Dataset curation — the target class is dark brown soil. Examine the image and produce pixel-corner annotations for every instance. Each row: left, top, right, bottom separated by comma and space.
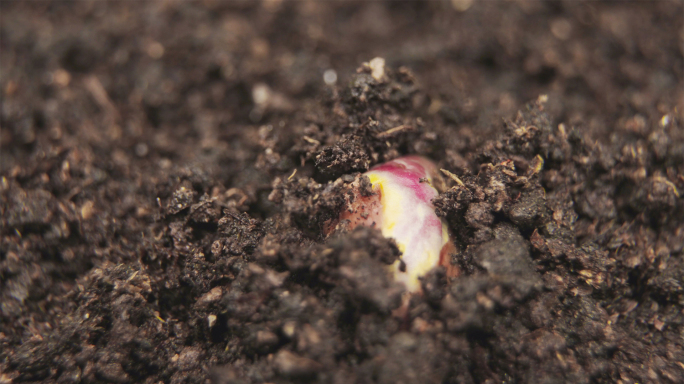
2, 1, 683, 383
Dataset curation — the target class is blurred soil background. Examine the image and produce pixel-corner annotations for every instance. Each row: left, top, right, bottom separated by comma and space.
1, 1, 683, 383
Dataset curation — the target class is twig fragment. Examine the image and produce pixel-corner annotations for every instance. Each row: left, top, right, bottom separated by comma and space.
303, 136, 320, 145
376, 124, 413, 138
440, 168, 465, 187
288, 168, 297, 180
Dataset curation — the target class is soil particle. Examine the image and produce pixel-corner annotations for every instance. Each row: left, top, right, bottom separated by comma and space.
376, 333, 448, 384
508, 187, 548, 229
273, 350, 322, 378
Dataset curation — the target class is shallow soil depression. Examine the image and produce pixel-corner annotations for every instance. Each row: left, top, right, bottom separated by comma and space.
1, 2, 683, 383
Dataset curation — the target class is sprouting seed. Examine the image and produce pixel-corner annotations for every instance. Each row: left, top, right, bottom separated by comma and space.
328, 156, 458, 292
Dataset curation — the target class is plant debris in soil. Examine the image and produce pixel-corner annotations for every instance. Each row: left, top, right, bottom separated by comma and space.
1, 1, 683, 384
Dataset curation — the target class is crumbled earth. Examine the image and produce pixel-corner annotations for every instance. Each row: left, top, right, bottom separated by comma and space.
1, 1, 683, 384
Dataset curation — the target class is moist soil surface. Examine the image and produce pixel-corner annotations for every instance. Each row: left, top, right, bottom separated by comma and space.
1, 1, 683, 383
